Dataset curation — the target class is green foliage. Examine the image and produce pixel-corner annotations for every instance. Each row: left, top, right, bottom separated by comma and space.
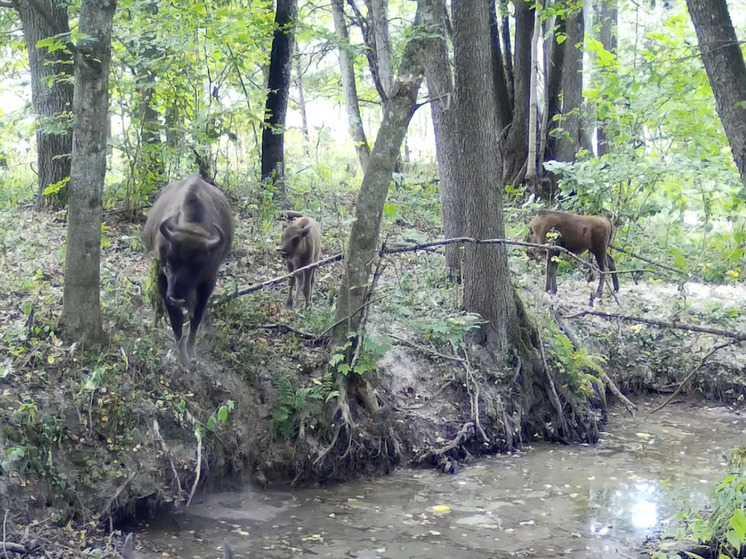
655, 452, 746, 559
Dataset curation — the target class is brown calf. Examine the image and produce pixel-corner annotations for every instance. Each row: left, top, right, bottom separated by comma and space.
527, 210, 619, 299
142, 174, 233, 366
278, 215, 321, 309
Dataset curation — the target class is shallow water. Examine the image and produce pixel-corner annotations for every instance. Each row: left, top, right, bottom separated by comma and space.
139, 400, 746, 558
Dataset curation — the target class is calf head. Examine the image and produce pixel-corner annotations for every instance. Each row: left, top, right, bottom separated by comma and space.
159, 216, 225, 308
278, 219, 314, 261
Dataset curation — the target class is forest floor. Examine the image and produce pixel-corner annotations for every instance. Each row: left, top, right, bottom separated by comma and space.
1, 197, 745, 556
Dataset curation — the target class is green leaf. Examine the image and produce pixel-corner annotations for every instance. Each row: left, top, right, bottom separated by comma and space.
383, 203, 397, 217
207, 415, 217, 432
725, 529, 742, 550
730, 509, 746, 541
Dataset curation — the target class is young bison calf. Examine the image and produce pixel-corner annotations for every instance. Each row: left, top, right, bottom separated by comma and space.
527, 210, 619, 299
279, 215, 321, 309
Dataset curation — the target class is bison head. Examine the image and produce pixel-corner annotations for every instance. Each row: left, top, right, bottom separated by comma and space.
159, 217, 225, 308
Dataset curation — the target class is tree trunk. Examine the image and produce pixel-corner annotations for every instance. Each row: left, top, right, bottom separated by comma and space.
61, 0, 117, 343
499, 0, 514, 105
501, 0, 534, 185
686, 0, 746, 189
595, 0, 617, 156
331, 0, 372, 172
371, 0, 393, 97
261, 0, 298, 195
331, 20, 423, 351
295, 46, 311, 154
524, 0, 542, 189
421, 0, 463, 277
554, 5, 584, 163
349, 0, 388, 104
544, 10, 565, 162
452, 0, 516, 352
15, 0, 74, 210
489, 0, 513, 130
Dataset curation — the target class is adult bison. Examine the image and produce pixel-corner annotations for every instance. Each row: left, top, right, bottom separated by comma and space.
142, 174, 233, 366
527, 210, 619, 299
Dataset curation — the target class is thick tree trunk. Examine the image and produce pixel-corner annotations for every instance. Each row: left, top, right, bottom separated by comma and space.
371, 0, 393, 97
331, 22, 423, 349
554, 6, 584, 163
421, 0, 463, 277
501, 0, 534, 185
331, 0, 371, 172
16, 0, 74, 210
452, 0, 516, 352
61, 0, 117, 343
686, 0, 746, 189
595, 0, 617, 156
261, 0, 298, 194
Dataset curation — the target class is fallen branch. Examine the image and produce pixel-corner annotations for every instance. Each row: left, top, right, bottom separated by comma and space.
650, 339, 742, 414
389, 334, 465, 363
251, 323, 319, 340
563, 307, 746, 341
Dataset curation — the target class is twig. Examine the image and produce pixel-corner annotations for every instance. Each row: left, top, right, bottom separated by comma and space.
388, 335, 465, 363
563, 307, 746, 340
610, 244, 688, 277
316, 296, 382, 341
461, 346, 488, 443
214, 252, 344, 304
251, 323, 319, 340
537, 329, 570, 439
152, 419, 183, 502
650, 339, 742, 414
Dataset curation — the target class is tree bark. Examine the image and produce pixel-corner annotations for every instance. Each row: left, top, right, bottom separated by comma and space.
595, 0, 617, 156
295, 46, 311, 154
348, 0, 388, 104
261, 0, 298, 195
331, 0, 372, 172
452, 0, 516, 352
421, 0, 463, 277
554, 5, 584, 163
686, 0, 746, 189
499, 0, 514, 105
61, 0, 117, 343
15, 0, 74, 210
524, 0, 542, 189
332, 19, 423, 349
501, 0, 534, 185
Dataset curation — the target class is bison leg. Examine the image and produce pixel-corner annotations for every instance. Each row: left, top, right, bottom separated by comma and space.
303, 269, 315, 309
545, 252, 559, 294
159, 271, 186, 360
185, 283, 214, 363
607, 253, 619, 292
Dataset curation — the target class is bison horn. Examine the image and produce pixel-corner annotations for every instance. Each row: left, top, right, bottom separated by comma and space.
160, 217, 178, 241
206, 224, 225, 250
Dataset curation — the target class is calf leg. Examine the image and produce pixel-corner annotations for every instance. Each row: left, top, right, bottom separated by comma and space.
606, 253, 619, 292
545, 252, 559, 294
185, 282, 213, 364
593, 249, 607, 299
159, 271, 186, 362
303, 269, 315, 309
286, 266, 296, 309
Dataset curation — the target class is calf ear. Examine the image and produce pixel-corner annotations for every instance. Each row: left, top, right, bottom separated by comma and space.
206, 224, 225, 251
300, 224, 312, 237
160, 216, 177, 241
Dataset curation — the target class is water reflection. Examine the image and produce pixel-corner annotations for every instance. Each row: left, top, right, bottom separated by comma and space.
139, 404, 746, 559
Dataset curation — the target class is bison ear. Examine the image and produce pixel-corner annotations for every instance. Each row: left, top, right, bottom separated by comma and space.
282, 222, 289, 231
160, 217, 177, 241
300, 224, 312, 238
205, 224, 225, 251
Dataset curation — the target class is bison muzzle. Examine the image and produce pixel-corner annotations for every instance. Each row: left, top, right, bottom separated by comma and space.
527, 210, 619, 299
142, 174, 233, 366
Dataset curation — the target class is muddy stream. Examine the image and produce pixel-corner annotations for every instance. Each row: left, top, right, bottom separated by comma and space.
139, 400, 745, 558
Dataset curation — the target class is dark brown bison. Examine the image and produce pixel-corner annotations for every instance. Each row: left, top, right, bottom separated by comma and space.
527, 210, 619, 299
278, 215, 321, 309
143, 174, 233, 366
